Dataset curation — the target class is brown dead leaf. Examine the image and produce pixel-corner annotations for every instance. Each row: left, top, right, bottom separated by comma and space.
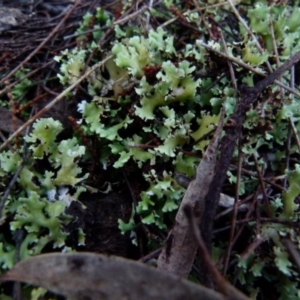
0, 252, 226, 300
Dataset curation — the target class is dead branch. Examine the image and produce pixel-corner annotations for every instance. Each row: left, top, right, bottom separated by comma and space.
156, 108, 225, 277
199, 50, 300, 285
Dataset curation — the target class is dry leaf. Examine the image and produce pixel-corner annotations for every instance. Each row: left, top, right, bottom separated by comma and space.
0, 252, 225, 300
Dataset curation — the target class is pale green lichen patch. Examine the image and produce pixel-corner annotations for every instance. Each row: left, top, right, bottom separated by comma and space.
0, 117, 87, 274
2, 2, 300, 298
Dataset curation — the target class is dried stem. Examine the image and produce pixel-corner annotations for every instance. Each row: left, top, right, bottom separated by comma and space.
222, 138, 242, 274
199, 41, 300, 98
253, 154, 271, 217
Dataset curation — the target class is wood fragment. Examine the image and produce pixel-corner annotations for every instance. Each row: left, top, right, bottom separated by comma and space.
157, 108, 225, 278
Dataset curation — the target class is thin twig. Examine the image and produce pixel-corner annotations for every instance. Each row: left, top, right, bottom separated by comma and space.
223, 137, 242, 274
227, 0, 273, 73
284, 65, 295, 188
82, 3, 150, 83
239, 235, 266, 260
160, 2, 234, 28
215, 193, 253, 219
231, 236, 265, 285
0, 60, 54, 97
289, 117, 300, 153
231, 164, 286, 192
284, 123, 292, 189
0, 153, 29, 218
122, 169, 152, 257
282, 239, 300, 273
183, 204, 228, 296
269, 14, 284, 99
199, 42, 300, 98
214, 217, 299, 234
5, 81, 19, 150
184, 204, 249, 300
64, 26, 109, 40
13, 229, 25, 300
113, 5, 148, 26
215, 189, 258, 269
138, 247, 162, 263
0, 0, 81, 85
146, 0, 154, 27
220, 31, 237, 94
200, 50, 300, 257
192, 0, 215, 41
253, 154, 271, 217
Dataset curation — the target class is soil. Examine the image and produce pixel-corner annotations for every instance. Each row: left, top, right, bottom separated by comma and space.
65, 191, 138, 258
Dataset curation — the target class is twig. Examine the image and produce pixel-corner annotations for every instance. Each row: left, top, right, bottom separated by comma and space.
81, 3, 149, 86
214, 217, 299, 234
0, 152, 30, 218
216, 190, 258, 273
224, 237, 265, 280
288, 117, 300, 154
0, 0, 81, 85
157, 107, 225, 279
0, 60, 54, 97
183, 204, 227, 294
282, 239, 300, 273
192, 127, 216, 146
64, 26, 110, 40
200, 49, 300, 259
181, 161, 286, 198
16, 91, 51, 113
220, 31, 237, 94
5, 81, 19, 149
138, 247, 162, 263
113, 5, 148, 26
239, 235, 266, 260
146, 0, 154, 27
253, 154, 271, 217
192, 0, 215, 41
223, 137, 242, 274
13, 229, 25, 300
269, 14, 284, 100
284, 123, 292, 189
284, 65, 295, 188
199, 41, 300, 98
122, 169, 152, 257
169, 5, 203, 35
215, 193, 253, 220
231, 164, 286, 192
160, 2, 235, 29
227, 0, 273, 73
183, 204, 249, 300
